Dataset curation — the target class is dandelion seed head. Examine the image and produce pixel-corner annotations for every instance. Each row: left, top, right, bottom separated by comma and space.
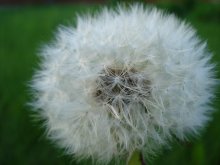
31, 4, 217, 164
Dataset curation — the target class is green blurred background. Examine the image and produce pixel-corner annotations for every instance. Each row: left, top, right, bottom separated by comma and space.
0, 0, 219, 164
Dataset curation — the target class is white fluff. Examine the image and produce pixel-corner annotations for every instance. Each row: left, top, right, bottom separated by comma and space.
31, 4, 217, 164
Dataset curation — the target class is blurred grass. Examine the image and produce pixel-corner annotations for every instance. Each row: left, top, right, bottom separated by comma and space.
0, 3, 219, 165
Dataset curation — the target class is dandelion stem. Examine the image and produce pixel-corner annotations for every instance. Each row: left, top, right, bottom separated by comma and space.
128, 151, 146, 165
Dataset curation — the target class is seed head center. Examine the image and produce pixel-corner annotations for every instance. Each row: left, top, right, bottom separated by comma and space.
94, 67, 151, 106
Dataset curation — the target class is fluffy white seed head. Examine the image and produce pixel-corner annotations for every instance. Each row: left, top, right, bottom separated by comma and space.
31, 4, 217, 164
